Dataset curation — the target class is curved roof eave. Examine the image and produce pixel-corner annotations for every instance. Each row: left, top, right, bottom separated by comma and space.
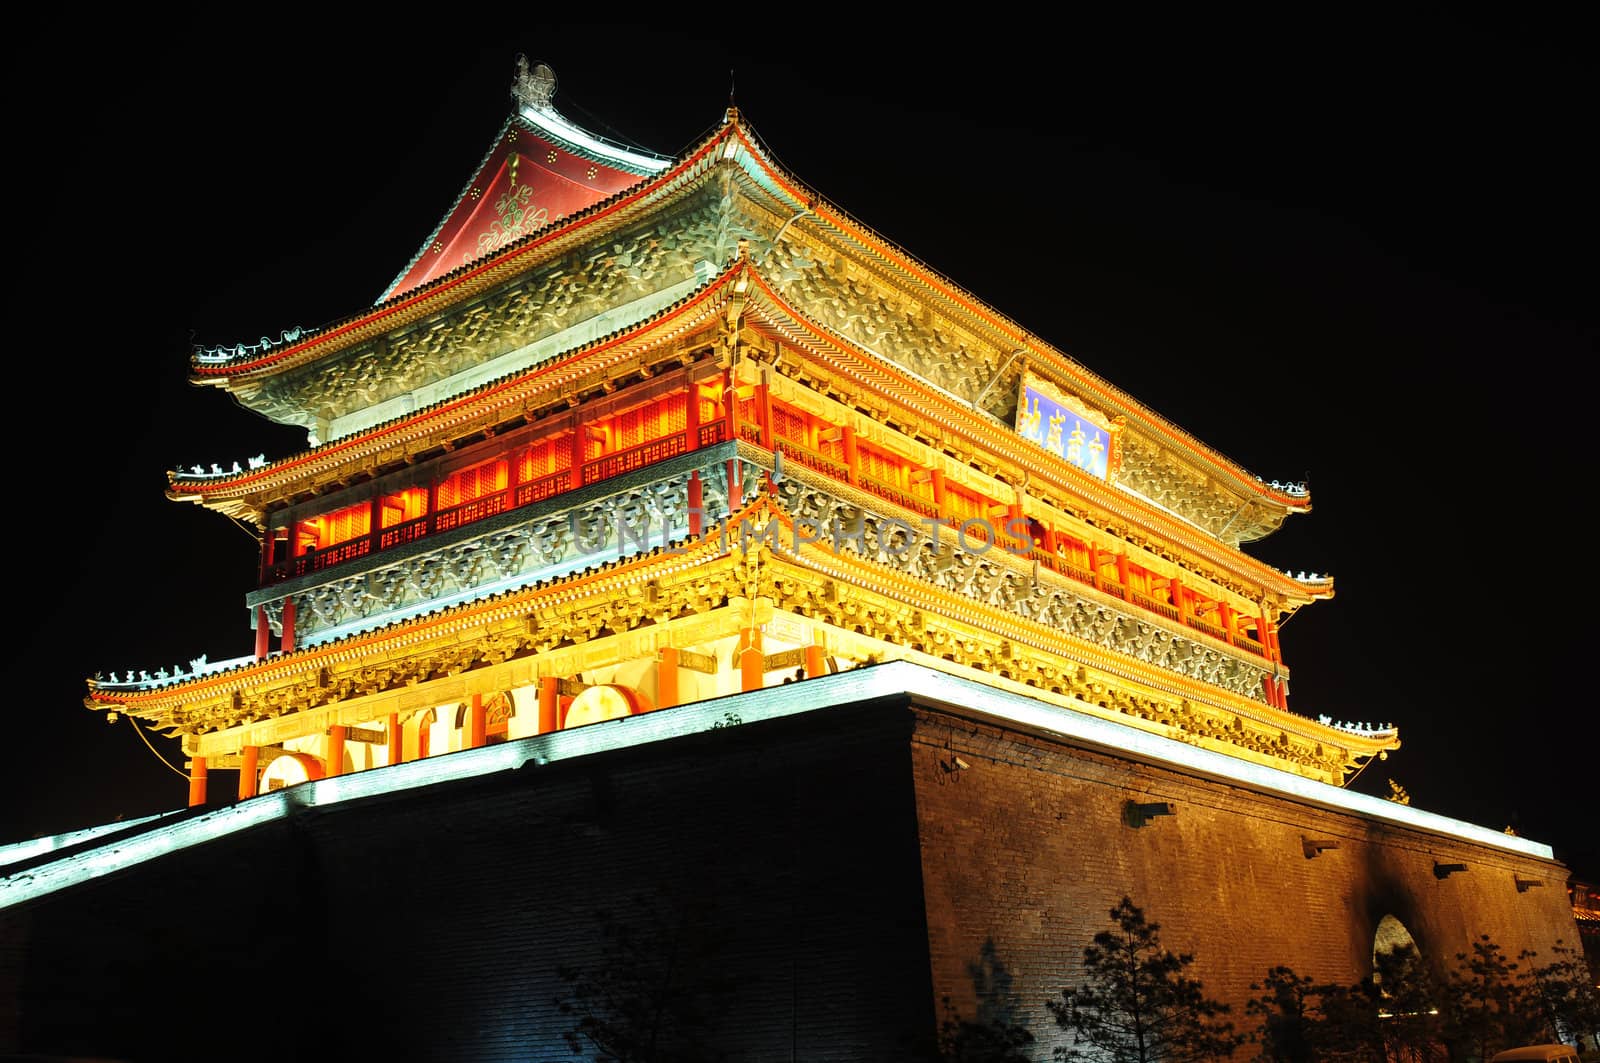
169, 262, 742, 504
716, 118, 1311, 515
191, 110, 1307, 515
732, 270, 1324, 603
188, 119, 740, 385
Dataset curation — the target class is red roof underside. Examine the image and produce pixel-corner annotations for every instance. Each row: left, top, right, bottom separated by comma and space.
385, 125, 645, 299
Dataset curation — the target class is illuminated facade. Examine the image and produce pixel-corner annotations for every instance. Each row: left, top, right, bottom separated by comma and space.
84, 60, 1400, 798
6, 61, 1583, 1061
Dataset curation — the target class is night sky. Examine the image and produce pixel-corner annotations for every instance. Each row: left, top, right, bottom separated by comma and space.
5, 18, 1592, 881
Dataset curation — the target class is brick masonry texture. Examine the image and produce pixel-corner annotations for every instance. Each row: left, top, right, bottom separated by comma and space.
0, 691, 1582, 1060
911, 707, 1582, 1054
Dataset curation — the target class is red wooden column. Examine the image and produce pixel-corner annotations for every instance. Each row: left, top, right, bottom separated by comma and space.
1259, 611, 1283, 707
727, 459, 745, 510
658, 647, 680, 709
1115, 552, 1130, 591
724, 368, 746, 509
739, 627, 764, 692
724, 368, 740, 442
538, 676, 559, 734
467, 693, 486, 749
1086, 543, 1102, 589
188, 757, 208, 807
568, 418, 584, 493
930, 469, 947, 518
1271, 616, 1288, 707
281, 597, 296, 654
756, 372, 774, 446
841, 426, 860, 486
387, 713, 401, 766
688, 471, 704, 537
804, 643, 826, 679
686, 378, 702, 450
326, 726, 346, 777
237, 746, 259, 801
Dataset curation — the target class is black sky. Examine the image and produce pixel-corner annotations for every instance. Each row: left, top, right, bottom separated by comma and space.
4, 17, 1593, 879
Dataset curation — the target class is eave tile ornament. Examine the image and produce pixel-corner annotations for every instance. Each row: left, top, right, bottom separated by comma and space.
510, 55, 557, 114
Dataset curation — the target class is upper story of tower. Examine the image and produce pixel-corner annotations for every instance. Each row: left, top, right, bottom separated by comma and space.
177, 61, 1311, 552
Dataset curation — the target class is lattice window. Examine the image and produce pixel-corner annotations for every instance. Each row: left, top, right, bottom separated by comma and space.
1054, 533, 1091, 570
617, 408, 643, 451
518, 436, 571, 480
437, 459, 508, 509
655, 393, 686, 438
857, 444, 897, 485
485, 692, 514, 738
299, 501, 372, 551
944, 485, 985, 524
772, 404, 809, 447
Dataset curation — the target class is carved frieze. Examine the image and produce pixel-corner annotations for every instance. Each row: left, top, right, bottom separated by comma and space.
763, 237, 1018, 417
234, 194, 740, 428
768, 575, 1346, 780
1115, 435, 1285, 545
272, 469, 729, 641
754, 208, 1294, 544
149, 553, 748, 737
770, 477, 1272, 702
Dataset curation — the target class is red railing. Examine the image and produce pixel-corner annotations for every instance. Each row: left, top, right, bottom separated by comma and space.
1130, 589, 1181, 622
267, 427, 704, 585
515, 471, 569, 508
858, 471, 938, 519
778, 441, 851, 483
582, 433, 688, 485
263, 417, 1272, 662
378, 516, 428, 551
434, 490, 510, 534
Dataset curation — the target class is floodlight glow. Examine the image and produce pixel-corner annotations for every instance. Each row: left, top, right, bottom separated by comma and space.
2, 662, 1552, 911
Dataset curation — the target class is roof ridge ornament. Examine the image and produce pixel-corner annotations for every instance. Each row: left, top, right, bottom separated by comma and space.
511, 55, 556, 114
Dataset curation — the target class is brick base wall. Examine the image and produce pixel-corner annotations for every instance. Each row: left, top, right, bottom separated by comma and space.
911, 709, 1581, 1054
1, 694, 1580, 1061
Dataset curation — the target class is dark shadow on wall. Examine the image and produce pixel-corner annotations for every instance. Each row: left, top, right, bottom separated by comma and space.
935, 939, 1036, 1062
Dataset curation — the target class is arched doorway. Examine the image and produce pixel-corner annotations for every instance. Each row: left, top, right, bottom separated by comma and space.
259, 752, 326, 792
563, 684, 651, 728
1371, 914, 1434, 1022
484, 691, 514, 742
454, 692, 517, 745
